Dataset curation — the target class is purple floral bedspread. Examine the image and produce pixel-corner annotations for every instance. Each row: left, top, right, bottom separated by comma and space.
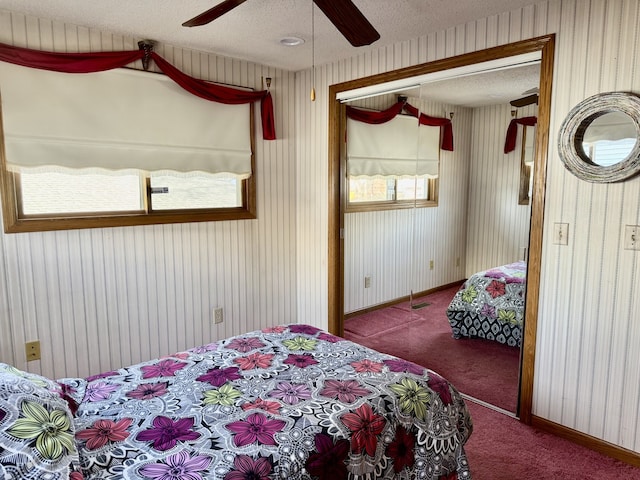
446, 261, 526, 347
59, 324, 473, 479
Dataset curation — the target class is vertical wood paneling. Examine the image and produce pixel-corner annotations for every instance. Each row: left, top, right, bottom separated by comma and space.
343, 100, 472, 313
295, 0, 640, 454
0, 10, 297, 379
2, 0, 640, 455
343, 97, 531, 313
466, 103, 534, 275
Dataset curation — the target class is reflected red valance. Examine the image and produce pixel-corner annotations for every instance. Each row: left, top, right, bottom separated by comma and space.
402, 103, 454, 151
346, 101, 405, 124
504, 116, 537, 154
0, 42, 276, 140
346, 100, 454, 151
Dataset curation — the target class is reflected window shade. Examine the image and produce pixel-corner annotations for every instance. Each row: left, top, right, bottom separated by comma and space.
347, 115, 440, 177
0, 62, 252, 177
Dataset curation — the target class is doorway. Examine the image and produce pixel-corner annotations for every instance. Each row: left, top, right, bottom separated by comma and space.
328, 35, 555, 423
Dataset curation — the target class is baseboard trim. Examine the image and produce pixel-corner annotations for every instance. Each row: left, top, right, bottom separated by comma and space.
344, 281, 464, 320
531, 415, 640, 467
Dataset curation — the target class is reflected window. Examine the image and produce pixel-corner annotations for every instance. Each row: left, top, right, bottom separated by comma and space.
348, 176, 434, 204
519, 125, 535, 205
346, 114, 439, 211
581, 112, 637, 166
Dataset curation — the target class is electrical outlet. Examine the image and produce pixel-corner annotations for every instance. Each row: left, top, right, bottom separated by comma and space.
364, 276, 371, 288
429, 260, 434, 270
213, 307, 224, 324
25, 340, 41, 361
455, 257, 460, 267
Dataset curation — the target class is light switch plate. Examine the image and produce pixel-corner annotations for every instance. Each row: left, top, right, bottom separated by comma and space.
624, 225, 640, 250
553, 223, 569, 245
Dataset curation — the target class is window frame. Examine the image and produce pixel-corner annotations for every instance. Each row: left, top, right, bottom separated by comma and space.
0, 106, 257, 233
345, 176, 439, 213
518, 124, 534, 205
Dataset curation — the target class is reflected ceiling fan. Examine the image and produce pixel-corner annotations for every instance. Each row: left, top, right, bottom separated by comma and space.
510, 87, 539, 108
182, 0, 380, 47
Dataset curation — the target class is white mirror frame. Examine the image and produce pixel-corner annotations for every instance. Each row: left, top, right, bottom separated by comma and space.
558, 92, 640, 183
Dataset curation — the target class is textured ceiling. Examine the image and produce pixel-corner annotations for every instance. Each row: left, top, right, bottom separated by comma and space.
417, 63, 541, 107
0, 0, 538, 72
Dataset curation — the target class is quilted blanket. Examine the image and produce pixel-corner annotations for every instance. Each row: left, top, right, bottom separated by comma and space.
44, 324, 474, 480
446, 261, 526, 347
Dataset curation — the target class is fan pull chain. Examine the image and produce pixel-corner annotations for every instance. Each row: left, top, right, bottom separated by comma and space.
310, 1, 316, 102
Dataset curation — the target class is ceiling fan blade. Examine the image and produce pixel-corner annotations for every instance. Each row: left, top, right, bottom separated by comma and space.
182, 0, 247, 27
510, 94, 539, 108
313, 0, 380, 47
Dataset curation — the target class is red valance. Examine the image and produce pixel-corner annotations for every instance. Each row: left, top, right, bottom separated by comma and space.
0, 42, 276, 140
402, 103, 454, 151
504, 116, 537, 154
346, 100, 454, 151
345, 101, 405, 124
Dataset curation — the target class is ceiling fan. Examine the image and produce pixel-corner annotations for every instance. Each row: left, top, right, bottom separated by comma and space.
510, 87, 539, 108
182, 0, 380, 47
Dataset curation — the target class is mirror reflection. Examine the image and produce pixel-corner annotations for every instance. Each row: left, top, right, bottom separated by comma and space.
519, 125, 535, 205
581, 112, 638, 166
342, 60, 540, 415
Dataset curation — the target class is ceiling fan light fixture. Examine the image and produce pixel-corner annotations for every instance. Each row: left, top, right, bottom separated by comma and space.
280, 36, 305, 47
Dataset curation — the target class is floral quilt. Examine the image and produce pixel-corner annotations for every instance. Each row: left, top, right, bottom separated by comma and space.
446, 261, 526, 347
52, 324, 473, 479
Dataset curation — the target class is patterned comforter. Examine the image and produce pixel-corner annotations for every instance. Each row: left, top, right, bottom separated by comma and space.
56, 324, 473, 479
446, 261, 526, 347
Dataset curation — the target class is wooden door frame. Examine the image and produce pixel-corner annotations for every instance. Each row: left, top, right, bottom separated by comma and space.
327, 34, 555, 424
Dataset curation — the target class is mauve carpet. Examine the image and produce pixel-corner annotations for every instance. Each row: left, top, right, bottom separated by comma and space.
344, 285, 640, 478
345, 284, 521, 412
465, 401, 640, 479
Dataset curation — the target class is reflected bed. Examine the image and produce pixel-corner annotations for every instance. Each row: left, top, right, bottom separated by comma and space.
446, 261, 526, 347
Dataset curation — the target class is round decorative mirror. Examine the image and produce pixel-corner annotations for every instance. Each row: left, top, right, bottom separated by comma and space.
558, 92, 640, 182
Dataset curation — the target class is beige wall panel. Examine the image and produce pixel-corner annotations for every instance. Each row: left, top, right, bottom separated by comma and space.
295, 0, 640, 453
0, 10, 297, 379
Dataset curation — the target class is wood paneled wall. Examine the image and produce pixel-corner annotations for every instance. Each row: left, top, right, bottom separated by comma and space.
465, 103, 535, 276
2, 0, 640, 456
343, 99, 472, 313
295, 0, 640, 454
0, 10, 298, 379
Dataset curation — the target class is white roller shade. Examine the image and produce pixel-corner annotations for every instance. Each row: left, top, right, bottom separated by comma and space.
347, 115, 440, 177
0, 62, 252, 177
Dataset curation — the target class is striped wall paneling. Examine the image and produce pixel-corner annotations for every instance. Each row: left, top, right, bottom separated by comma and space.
0, 10, 298, 379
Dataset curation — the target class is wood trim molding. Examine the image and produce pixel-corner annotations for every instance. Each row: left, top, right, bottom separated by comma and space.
531, 415, 640, 467
518, 34, 555, 424
344, 281, 464, 319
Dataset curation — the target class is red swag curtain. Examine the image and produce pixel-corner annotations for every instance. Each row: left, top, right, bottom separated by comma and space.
0, 42, 276, 140
346, 100, 454, 151
504, 116, 537, 154
402, 103, 454, 151
345, 101, 405, 124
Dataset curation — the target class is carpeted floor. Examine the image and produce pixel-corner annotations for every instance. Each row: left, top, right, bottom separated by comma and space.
344, 285, 640, 478
344, 284, 521, 412
465, 401, 640, 479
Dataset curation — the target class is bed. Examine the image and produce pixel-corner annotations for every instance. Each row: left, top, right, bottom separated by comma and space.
0, 324, 473, 480
446, 261, 526, 347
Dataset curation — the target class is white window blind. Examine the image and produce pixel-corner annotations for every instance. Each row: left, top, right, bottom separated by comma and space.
347, 114, 440, 177
0, 62, 252, 177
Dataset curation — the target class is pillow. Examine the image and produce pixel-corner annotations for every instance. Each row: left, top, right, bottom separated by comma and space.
0, 363, 84, 479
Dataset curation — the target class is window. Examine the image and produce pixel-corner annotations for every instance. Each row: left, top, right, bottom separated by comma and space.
519, 125, 535, 205
0, 61, 256, 233
348, 176, 436, 204
346, 114, 439, 211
